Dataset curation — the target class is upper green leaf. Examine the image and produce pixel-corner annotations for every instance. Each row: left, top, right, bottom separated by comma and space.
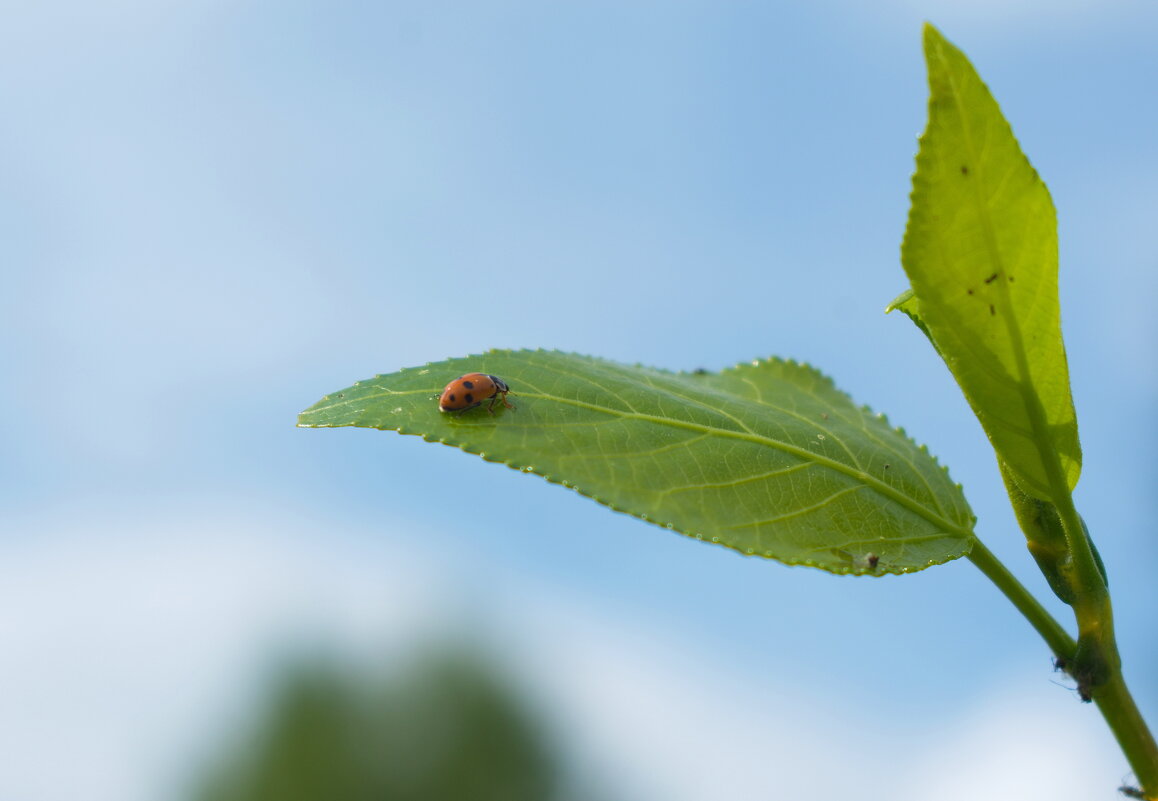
900, 25, 1081, 500
299, 350, 975, 575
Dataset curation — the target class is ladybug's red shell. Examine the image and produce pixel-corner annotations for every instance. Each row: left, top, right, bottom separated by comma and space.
439, 372, 514, 414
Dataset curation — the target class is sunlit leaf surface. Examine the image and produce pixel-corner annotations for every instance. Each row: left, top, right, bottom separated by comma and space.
901, 24, 1081, 500
300, 350, 974, 575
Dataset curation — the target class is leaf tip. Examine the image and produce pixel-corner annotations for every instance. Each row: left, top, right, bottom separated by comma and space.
885, 287, 915, 315
922, 22, 952, 58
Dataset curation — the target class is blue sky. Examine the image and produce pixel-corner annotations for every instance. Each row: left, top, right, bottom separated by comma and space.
1, 2, 1156, 799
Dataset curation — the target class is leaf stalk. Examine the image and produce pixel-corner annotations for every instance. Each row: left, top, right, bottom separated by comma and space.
966, 538, 1073, 658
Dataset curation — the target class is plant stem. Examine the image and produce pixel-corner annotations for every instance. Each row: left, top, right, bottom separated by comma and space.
968, 538, 1158, 798
967, 538, 1074, 658
1050, 492, 1123, 675
1096, 663, 1158, 796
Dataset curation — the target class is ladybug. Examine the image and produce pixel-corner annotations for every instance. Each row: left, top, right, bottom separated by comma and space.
438, 372, 515, 414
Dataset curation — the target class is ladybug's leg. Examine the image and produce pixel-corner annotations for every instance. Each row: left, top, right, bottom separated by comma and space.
487, 391, 516, 414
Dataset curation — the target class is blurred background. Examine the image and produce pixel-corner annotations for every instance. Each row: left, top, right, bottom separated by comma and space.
2, 1, 1155, 799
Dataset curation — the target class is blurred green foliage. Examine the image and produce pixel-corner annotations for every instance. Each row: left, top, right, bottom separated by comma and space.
193, 650, 593, 801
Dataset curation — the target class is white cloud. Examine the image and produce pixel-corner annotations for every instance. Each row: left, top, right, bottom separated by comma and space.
899, 683, 1125, 801
513, 600, 1126, 801
0, 506, 450, 801
0, 502, 1130, 801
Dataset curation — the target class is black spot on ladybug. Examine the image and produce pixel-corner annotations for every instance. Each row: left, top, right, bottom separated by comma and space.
984, 273, 998, 284
464, 393, 474, 404
462, 380, 475, 389
448, 394, 456, 402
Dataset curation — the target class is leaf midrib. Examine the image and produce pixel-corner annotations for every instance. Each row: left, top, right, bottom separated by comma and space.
301, 371, 973, 539
515, 391, 973, 539
935, 39, 1070, 498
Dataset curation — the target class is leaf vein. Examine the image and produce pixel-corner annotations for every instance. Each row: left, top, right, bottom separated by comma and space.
652, 461, 814, 500
724, 484, 866, 530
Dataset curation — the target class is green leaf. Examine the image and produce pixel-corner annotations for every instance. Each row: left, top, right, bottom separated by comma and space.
890, 287, 1093, 599
885, 288, 937, 352
900, 24, 1081, 500
299, 350, 975, 575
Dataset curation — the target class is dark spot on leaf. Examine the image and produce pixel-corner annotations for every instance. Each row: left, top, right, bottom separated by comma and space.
989, 304, 996, 316
1009, 275, 1015, 283
866, 553, 879, 568
984, 273, 998, 284
464, 393, 474, 404
462, 380, 475, 389
960, 165, 969, 175
883, 463, 891, 470
967, 288, 974, 295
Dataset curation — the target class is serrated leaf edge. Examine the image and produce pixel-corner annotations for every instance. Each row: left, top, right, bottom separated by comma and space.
300, 349, 977, 574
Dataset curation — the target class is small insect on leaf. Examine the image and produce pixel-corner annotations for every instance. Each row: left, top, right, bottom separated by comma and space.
438, 372, 515, 415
